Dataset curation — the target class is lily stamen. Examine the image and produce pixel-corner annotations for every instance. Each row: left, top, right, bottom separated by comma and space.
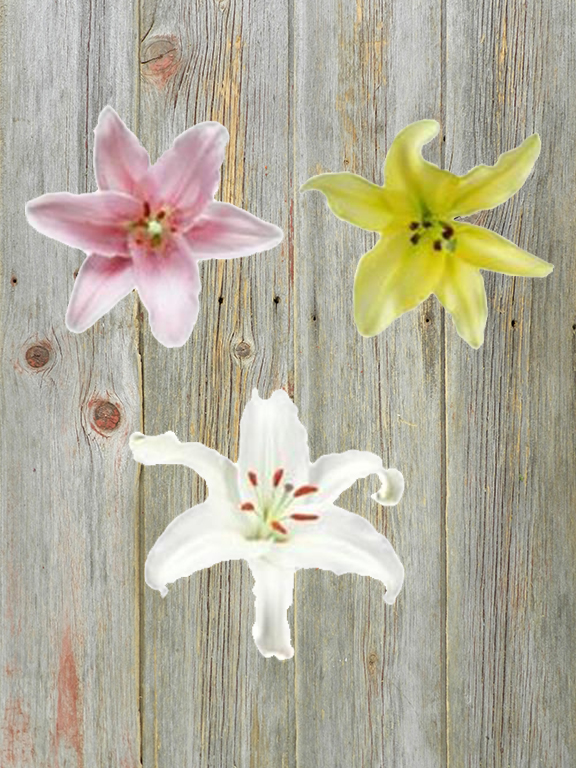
290, 513, 320, 521
293, 485, 319, 498
270, 520, 288, 536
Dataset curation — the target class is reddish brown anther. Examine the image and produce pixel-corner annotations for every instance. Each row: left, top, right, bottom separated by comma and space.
240, 502, 255, 511
293, 485, 319, 498
290, 514, 320, 521
143, 201, 151, 217
248, 471, 258, 486
270, 520, 288, 535
273, 468, 284, 487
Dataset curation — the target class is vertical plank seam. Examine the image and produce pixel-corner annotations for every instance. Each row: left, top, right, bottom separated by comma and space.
440, 0, 449, 765
135, 2, 145, 766
288, 0, 298, 764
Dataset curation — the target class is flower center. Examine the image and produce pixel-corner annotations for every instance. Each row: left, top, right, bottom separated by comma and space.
239, 468, 320, 542
129, 201, 176, 252
407, 218, 456, 254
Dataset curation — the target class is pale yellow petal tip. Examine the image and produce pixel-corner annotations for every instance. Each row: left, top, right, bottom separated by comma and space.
395, 118, 440, 142
300, 175, 325, 193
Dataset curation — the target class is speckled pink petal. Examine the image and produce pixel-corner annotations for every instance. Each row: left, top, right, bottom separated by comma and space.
25, 191, 141, 256
184, 202, 284, 260
66, 255, 135, 333
147, 122, 229, 228
132, 235, 201, 348
94, 106, 150, 196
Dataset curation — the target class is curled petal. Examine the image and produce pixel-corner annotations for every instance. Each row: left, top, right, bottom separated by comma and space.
66, 254, 135, 333
448, 134, 541, 217
147, 122, 229, 229
144, 501, 258, 597
354, 231, 444, 337
276, 505, 404, 605
237, 390, 310, 496
25, 191, 141, 255
185, 202, 283, 259
248, 559, 295, 660
129, 431, 239, 506
435, 258, 488, 349
300, 172, 395, 231
453, 222, 553, 277
383, 120, 457, 212
94, 106, 150, 196
309, 450, 404, 506
132, 235, 201, 348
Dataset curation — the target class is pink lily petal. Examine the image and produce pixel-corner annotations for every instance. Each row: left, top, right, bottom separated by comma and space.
147, 122, 229, 228
94, 106, 150, 196
184, 202, 284, 259
132, 236, 201, 348
25, 191, 141, 256
66, 255, 135, 333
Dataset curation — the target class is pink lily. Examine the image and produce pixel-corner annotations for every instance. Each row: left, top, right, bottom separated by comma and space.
25, 107, 284, 347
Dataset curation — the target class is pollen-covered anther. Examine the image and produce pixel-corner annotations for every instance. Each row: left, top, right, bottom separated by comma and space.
442, 225, 454, 239
270, 520, 289, 535
293, 485, 319, 498
410, 233, 420, 245
409, 221, 420, 231
273, 468, 284, 487
240, 502, 255, 512
290, 513, 320, 521
248, 470, 258, 486
433, 240, 443, 251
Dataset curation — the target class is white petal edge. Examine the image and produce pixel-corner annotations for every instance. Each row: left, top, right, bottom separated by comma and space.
237, 389, 311, 496
274, 504, 404, 605
248, 559, 295, 661
130, 431, 240, 506
144, 500, 267, 597
309, 449, 404, 506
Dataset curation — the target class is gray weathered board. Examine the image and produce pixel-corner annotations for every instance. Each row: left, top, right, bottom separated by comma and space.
0, 0, 574, 766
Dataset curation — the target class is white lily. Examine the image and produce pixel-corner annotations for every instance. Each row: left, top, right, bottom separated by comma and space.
130, 390, 405, 660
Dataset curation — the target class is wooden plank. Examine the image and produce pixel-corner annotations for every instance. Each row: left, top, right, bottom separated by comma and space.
445, 2, 576, 765
0, 1, 141, 767
138, 1, 294, 766
293, 2, 446, 766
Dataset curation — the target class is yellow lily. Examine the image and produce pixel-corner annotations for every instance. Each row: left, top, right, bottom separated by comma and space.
301, 120, 552, 348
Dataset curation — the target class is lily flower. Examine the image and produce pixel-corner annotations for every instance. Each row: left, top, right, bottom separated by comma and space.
25, 106, 283, 347
301, 120, 552, 348
130, 389, 404, 660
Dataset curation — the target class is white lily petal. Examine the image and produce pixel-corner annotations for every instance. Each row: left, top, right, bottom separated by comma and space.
130, 431, 239, 505
237, 390, 310, 495
248, 559, 295, 661
145, 500, 268, 597
309, 450, 404, 506
275, 505, 404, 605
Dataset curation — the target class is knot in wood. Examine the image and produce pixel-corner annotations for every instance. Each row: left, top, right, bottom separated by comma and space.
25, 345, 50, 369
141, 36, 181, 88
367, 651, 379, 672
92, 401, 121, 432
234, 341, 252, 359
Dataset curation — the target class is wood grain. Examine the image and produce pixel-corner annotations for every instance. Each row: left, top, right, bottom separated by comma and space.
0, 0, 141, 766
138, 1, 294, 766
293, 2, 446, 767
0, 0, 574, 766
444, 2, 576, 766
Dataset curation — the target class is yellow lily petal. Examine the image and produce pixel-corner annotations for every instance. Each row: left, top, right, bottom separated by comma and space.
300, 172, 394, 231
448, 134, 541, 217
435, 258, 488, 349
453, 222, 553, 277
354, 229, 444, 337
384, 120, 457, 213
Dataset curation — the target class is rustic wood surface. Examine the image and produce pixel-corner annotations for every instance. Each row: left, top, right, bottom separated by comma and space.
0, 1, 574, 767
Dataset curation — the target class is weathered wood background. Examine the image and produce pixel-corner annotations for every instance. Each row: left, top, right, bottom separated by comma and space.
0, 0, 574, 766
